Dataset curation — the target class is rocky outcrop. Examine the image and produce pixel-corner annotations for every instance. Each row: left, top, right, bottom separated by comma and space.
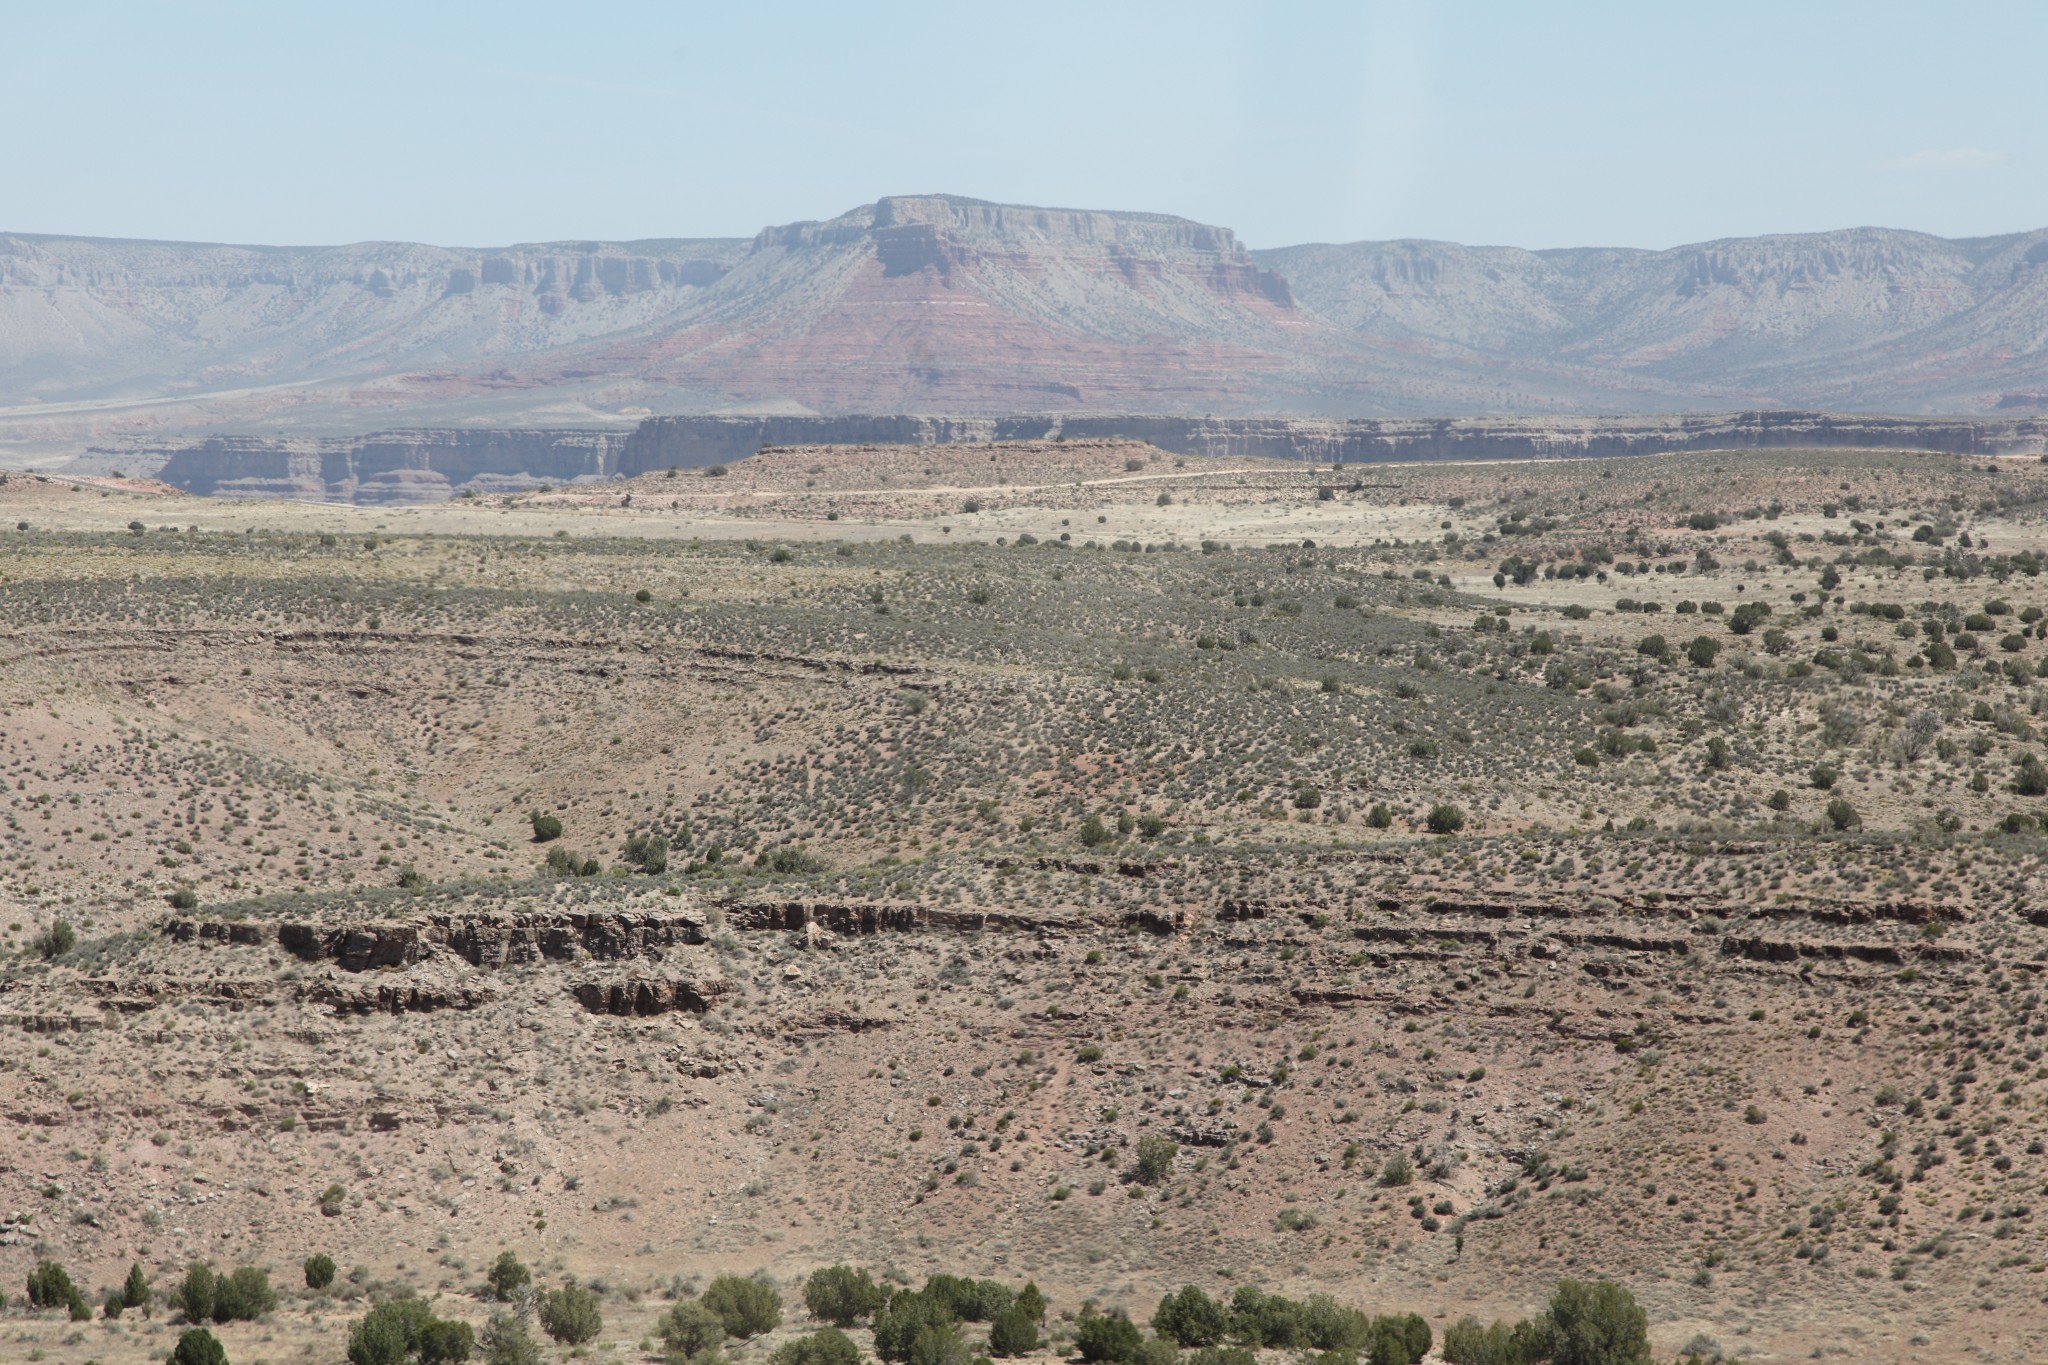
309, 979, 496, 1015
166, 910, 707, 968
1718, 935, 1970, 965
570, 973, 733, 1016
727, 901, 1059, 934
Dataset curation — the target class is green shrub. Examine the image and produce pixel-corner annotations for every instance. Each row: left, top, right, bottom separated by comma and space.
529, 812, 562, 843
1685, 635, 1720, 668
1442, 1316, 1541, 1365
173, 1263, 217, 1324
1131, 1132, 1178, 1185
701, 1274, 781, 1339
756, 845, 826, 875
803, 1265, 883, 1327
33, 919, 76, 959
1728, 601, 1771, 635
168, 888, 200, 910
345, 1297, 470, 1365
348, 1298, 432, 1365
1226, 1287, 1307, 1349
1186, 1350, 1256, 1365
304, 1254, 336, 1291
1379, 1153, 1414, 1187
480, 1310, 541, 1365
1825, 798, 1861, 831
1367, 1313, 1431, 1365
1299, 1296, 1370, 1351
124, 1262, 151, 1309
1076, 1310, 1145, 1363
923, 1274, 1012, 1321
212, 1266, 276, 1322
27, 1259, 87, 1318
1425, 804, 1465, 835
538, 1281, 603, 1346
771, 1328, 863, 1365
486, 1253, 530, 1302
171, 1328, 230, 1365
542, 844, 600, 876
1540, 1279, 1651, 1365
988, 1305, 1040, 1357
659, 1300, 728, 1360
625, 831, 670, 873
907, 1320, 971, 1365
874, 1289, 956, 1363
1153, 1285, 1228, 1347
419, 1318, 476, 1364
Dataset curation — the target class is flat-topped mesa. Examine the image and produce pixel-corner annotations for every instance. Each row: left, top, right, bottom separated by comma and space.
751, 194, 1294, 304
757, 194, 1259, 257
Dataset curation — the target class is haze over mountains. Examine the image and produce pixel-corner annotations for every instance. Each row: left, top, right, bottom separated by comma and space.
4, 193, 2047, 455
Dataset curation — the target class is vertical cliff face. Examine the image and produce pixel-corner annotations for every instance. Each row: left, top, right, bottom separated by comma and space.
142, 409, 2048, 502
619, 410, 2048, 472
152, 429, 635, 501
144, 411, 2048, 507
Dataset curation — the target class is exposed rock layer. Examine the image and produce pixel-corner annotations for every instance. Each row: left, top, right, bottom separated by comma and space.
136, 409, 2048, 501
164, 910, 707, 968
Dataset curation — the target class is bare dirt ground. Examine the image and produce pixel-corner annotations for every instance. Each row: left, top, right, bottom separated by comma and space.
2, 444, 2047, 1365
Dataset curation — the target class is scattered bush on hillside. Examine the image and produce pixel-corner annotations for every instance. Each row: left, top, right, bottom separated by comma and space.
659, 1299, 729, 1362
26, 1259, 89, 1319
803, 1265, 883, 1327
771, 1328, 864, 1365
538, 1281, 603, 1346
485, 1253, 531, 1303
701, 1274, 782, 1339
171, 1328, 229, 1365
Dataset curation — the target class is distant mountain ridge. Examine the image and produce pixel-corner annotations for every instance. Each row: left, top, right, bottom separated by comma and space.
4, 195, 2047, 456
1255, 227, 2048, 411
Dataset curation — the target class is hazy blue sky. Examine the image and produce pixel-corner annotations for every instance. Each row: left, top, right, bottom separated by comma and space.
5, 1, 2043, 250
